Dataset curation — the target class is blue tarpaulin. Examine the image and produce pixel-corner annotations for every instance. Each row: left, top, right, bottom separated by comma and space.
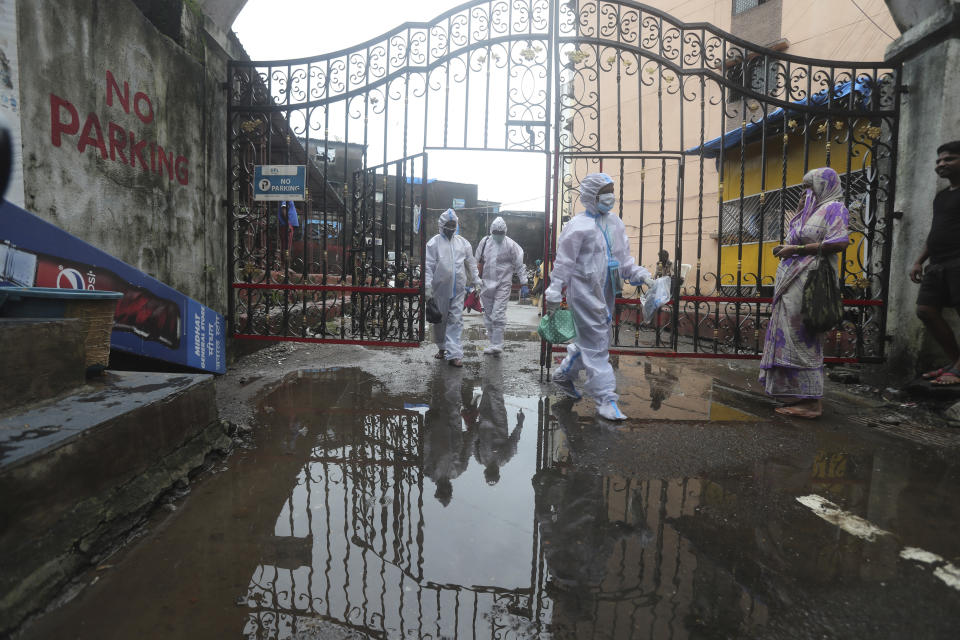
687, 79, 874, 159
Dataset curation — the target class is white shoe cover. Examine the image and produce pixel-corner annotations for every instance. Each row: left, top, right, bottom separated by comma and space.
597, 400, 627, 421
483, 345, 503, 355
554, 377, 582, 400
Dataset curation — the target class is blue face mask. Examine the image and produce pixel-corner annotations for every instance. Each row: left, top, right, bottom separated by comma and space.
597, 192, 616, 214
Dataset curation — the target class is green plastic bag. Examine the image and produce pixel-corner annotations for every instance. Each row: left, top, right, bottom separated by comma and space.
538, 309, 577, 344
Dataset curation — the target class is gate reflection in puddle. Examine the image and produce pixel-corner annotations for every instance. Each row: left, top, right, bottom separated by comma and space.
241, 368, 767, 639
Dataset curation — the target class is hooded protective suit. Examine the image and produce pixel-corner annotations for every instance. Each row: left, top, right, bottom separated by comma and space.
545, 173, 651, 412
475, 216, 526, 353
423, 368, 474, 506
473, 359, 524, 485
425, 209, 480, 360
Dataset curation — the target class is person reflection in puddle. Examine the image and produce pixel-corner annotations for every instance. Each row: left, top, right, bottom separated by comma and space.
644, 361, 679, 411
423, 368, 476, 506
473, 359, 524, 485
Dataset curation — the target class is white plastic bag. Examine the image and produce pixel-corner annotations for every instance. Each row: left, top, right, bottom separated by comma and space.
641, 276, 672, 325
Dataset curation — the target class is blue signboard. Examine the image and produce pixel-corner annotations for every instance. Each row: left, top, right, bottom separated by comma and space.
452, 197, 465, 209
254, 165, 306, 201
0, 201, 225, 374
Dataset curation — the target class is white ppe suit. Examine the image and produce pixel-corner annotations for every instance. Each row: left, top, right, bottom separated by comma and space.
425, 209, 481, 361
476, 216, 527, 353
544, 173, 651, 410
474, 359, 524, 485
423, 368, 473, 506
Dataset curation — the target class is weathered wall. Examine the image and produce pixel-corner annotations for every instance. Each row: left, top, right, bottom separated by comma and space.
885, 3, 960, 376
16, 0, 242, 312
730, 0, 782, 47
885, 0, 952, 32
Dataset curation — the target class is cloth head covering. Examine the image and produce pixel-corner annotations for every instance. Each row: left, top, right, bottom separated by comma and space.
439, 208, 459, 234
804, 167, 843, 205
579, 172, 614, 215
794, 167, 843, 228
490, 216, 507, 234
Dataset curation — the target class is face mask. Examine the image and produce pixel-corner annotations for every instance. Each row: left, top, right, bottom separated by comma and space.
597, 193, 616, 214
492, 234, 504, 244
443, 227, 456, 239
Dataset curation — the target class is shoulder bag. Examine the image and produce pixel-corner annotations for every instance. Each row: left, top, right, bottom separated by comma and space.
801, 244, 843, 334
477, 235, 488, 278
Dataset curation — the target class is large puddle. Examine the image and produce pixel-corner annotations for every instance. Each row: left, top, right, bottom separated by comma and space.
22, 363, 960, 639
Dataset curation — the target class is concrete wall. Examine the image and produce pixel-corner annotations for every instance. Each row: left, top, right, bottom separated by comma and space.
777, 0, 898, 59
497, 212, 545, 267
730, 0, 782, 47
885, 3, 960, 375
885, 0, 952, 31
15, 0, 243, 312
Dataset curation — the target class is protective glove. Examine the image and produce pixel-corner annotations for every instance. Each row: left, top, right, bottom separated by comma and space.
629, 275, 654, 287
425, 285, 433, 299
475, 282, 484, 296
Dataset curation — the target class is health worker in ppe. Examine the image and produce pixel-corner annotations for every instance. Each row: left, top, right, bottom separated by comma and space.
475, 216, 528, 355
425, 209, 482, 367
544, 173, 652, 421
473, 358, 524, 485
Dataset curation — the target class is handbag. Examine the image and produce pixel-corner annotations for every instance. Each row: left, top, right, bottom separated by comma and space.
801, 246, 843, 334
425, 297, 442, 324
538, 308, 577, 344
464, 290, 483, 312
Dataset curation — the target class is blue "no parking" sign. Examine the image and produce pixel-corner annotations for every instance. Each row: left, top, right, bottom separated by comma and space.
254, 165, 306, 201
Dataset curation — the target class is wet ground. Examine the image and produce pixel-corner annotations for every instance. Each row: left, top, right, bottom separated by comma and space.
21, 306, 960, 639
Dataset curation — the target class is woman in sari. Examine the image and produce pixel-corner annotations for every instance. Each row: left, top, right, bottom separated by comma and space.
760, 167, 850, 418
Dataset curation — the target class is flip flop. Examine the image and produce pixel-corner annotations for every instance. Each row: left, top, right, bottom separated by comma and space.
434, 350, 446, 360
922, 365, 952, 379
932, 367, 960, 386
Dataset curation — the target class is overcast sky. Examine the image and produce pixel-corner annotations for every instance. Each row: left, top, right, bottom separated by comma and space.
232, 0, 547, 213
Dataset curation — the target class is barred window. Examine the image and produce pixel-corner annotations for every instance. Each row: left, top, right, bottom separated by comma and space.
719, 171, 870, 245
726, 56, 779, 101
733, 0, 767, 15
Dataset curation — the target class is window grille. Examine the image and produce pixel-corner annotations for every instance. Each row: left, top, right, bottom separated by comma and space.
726, 55, 779, 101
733, 0, 767, 15
719, 171, 870, 245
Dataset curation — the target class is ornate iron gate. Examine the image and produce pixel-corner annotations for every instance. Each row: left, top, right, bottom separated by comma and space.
227, 0, 900, 359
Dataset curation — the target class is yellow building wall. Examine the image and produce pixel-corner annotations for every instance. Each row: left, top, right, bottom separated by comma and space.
720, 127, 873, 201
718, 128, 875, 289
719, 235, 866, 290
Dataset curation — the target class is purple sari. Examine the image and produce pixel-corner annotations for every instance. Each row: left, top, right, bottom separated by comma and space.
759, 168, 850, 399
